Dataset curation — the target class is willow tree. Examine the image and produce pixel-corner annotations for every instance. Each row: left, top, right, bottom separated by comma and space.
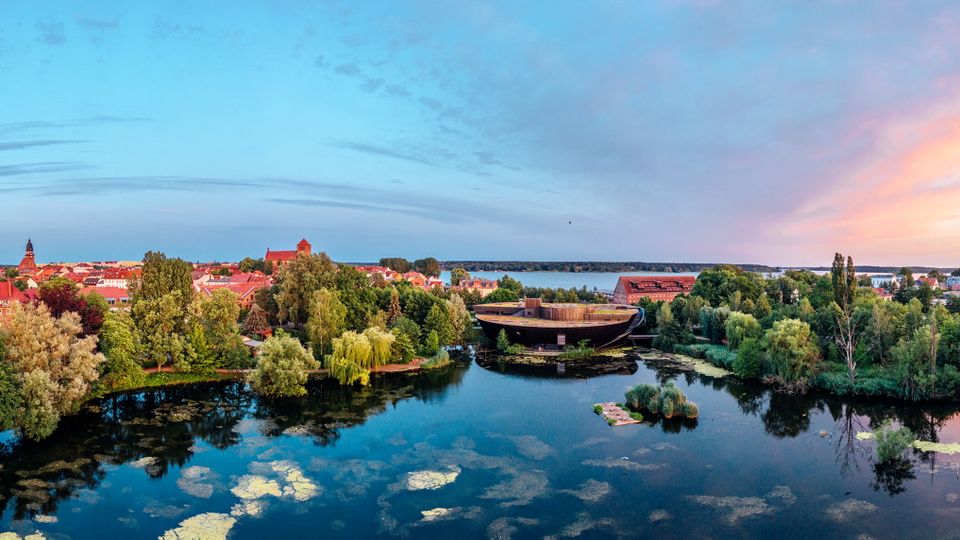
249, 333, 319, 397
328, 331, 373, 385
363, 327, 395, 368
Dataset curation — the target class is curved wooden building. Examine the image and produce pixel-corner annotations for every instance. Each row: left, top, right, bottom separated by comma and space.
475, 298, 643, 349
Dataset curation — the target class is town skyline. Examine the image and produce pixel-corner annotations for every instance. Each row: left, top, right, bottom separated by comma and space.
3, 2, 960, 266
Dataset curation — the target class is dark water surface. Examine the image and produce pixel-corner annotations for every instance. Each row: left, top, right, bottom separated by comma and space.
3, 353, 960, 539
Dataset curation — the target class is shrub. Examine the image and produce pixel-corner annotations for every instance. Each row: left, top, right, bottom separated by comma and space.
874, 421, 914, 463
764, 318, 821, 381
593, 404, 603, 414
422, 349, 451, 369
624, 381, 698, 419
733, 338, 764, 378
724, 311, 762, 350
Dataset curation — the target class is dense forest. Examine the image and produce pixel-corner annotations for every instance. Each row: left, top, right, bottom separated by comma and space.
439, 261, 778, 273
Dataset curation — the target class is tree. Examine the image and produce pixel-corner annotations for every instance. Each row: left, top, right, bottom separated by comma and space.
380, 257, 412, 273
690, 265, 764, 307
445, 294, 471, 345
482, 287, 519, 303
733, 337, 764, 378
450, 267, 470, 286
831, 253, 862, 382
326, 329, 395, 386
275, 253, 337, 326
3, 267, 18, 279
99, 311, 145, 389
242, 304, 271, 337
390, 316, 421, 350
424, 303, 453, 346
305, 288, 347, 358
764, 318, 821, 381
497, 275, 524, 295
496, 329, 511, 352
892, 325, 937, 399
390, 329, 416, 364
36, 277, 105, 336
724, 312, 762, 350
334, 265, 376, 331
1, 303, 104, 440
386, 287, 402, 325
413, 257, 441, 277
249, 332, 319, 397
136, 291, 186, 369
654, 303, 689, 350
897, 267, 915, 288
239, 257, 271, 274
423, 330, 440, 355
201, 289, 241, 358
130, 251, 193, 327
183, 322, 216, 375
363, 326, 395, 366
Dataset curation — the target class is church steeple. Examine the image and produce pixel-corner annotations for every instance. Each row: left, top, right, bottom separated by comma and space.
18, 238, 37, 272
25, 238, 33, 254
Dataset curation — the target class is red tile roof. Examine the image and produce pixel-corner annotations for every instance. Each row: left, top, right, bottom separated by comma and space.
617, 276, 697, 295
265, 250, 298, 262
0, 280, 28, 303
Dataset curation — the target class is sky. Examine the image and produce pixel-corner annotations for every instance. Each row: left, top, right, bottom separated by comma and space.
2, 1, 960, 267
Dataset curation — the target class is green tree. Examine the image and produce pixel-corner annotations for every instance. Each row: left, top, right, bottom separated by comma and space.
724, 312, 762, 350
424, 303, 454, 346
450, 267, 470, 286
423, 330, 440, 355
334, 265, 376, 331
413, 257, 441, 277
831, 253, 862, 382
249, 332, 319, 397
99, 311, 146, 389
363, 326, 395, 366
496, 329, 511, 352
183, 323, 216, 374
327, 331, 375, 385
764, 318, 821, 381
136, 291, 186, 369
305, 288, 347, 357
379, 257, 412, 273
481, 287, 520, 303
390, 316, 422, 350
733, 337, 764, 378
386, 287, 402, 325
3, 267, 19, 279
130, 251, 193, 328
497, 275, 524, 295
275, 253, 337, 326
874, 421, 915, 463
892, 325, 937, 399
445, 294, 471, 345
654, 303, 689, 350
390, 329, 416, 364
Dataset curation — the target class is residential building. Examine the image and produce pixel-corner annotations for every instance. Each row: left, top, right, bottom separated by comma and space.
450, 277, 499, 297
871, 274, 899, 288
80, 286, 130, 306
0, 279, 27, 315
612, 276, 697, 304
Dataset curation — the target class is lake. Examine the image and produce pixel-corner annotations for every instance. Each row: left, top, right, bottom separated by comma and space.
2, 352, 960, 539
439, 271, 698, 292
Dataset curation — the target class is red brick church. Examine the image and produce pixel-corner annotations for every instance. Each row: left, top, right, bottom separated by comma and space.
265, 238, 311, 270
17, 238, 38, 274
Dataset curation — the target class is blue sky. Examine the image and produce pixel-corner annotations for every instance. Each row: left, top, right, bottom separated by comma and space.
3, 1, 960, 266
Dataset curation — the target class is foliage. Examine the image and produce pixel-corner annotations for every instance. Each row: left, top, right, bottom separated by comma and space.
699, 306, 729, 345
238, 257, 272, 274
674, 343, 737, 369
390, 329, 416, 364
413, 257, 441, 277
654, 303, 691, 350
1, 303, 104, 440
481, 287, 520, 303
423, 330, 440, 355
450, 267, 470, 286
691, 265, 764, 307
445, 294, 471, 345
130, 251, 193, 323
99, 311, 146, 389
37, 276, 105, 335
724, 311, 762, 350
135, 291, 187, 369
422, 349, 451, 369
379, 257, 412, 273
0, 360, 22, 432
335, 265, 377, 331
733, 337, 764, 378
624, 381, 699, 419
249, 333, 319, 397
274, 252, 337, 325
558, 339, 595, 359
305, 288, 347, 357
764, 318, 821, 381
424, 303, 454, 346
495, 329, 524, 354
874, 421, 915, 463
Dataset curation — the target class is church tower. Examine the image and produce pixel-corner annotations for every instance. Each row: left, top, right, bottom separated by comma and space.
18, 238, 37, 273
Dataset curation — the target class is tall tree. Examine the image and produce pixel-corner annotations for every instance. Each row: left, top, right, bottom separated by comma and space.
36, 277, 105, 336
379, 257, 412, 273
305, 288, 347, 357
99, 311, 146, 389
386, 287, 402, 325
413, 257, 441, 277
275, 253, 337, 326
130, 251, 194, 326
831, 253, 862, 383
450, 267, 470, 286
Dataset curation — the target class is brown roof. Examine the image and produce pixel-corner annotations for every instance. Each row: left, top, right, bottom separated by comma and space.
617, 275, 696, 295
265, 250, 298, 262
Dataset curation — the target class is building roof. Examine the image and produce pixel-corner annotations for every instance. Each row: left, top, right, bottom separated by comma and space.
0, 280, 27, 303
616, 276, 696, 295
80, 286, 130, 301
297, 238, 311, 248
265, 250, 298, 262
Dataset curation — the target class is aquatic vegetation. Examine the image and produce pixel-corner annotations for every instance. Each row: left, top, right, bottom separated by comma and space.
506, 435, 554, 460
486, 517, 539, 540
856, 432, 874, 440
874, 421, 914, 463
624, 382, 699, 419
417, 506, 482, 523
648, 509, 671, 523
230, 500, 267, 518
554, 512, 615, 538
559, 479, 612, 503
231, 475, 282, 499
581, 458, 666, 471
405, 466, 461, 490
160, 512, 236, 540
911, 440, 960, 454
31, 516, 55, 524
177, 466, 218, 498
420, 507, 453, 522
0, 533, 46, 540
764, 485, 797, 506
824, 498, 878, 523
688, 495, 771, 524
422, 349, 451, 369
480, 470, 550, 507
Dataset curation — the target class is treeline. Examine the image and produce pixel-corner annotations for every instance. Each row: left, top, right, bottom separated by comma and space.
641, 259, 960, 401
440, 260, 777, 273
798, 265, 959, 274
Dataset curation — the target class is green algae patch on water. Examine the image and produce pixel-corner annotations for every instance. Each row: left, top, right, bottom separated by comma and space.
160, 512, 236, 540
231, 475, 283, 500
640, 352, 732, 378
405, 466, 461, 491
912, 440, 960, 454
855, 432, 874, 440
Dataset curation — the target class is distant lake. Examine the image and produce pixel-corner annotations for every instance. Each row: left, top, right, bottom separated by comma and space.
439, 271, 698, 292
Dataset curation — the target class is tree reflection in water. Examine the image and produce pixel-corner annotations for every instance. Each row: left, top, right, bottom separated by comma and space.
0, 362, 469, 521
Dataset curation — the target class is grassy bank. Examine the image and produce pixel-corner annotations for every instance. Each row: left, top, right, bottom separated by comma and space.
90, 371, 238, 399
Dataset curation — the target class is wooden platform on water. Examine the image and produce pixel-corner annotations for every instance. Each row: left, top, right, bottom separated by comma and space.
594, 402, 642, 426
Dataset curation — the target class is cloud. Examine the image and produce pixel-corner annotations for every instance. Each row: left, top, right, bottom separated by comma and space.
0, 162, 91, 177
0, 116, 152, 135
0, 140, 87, 152
77, 18, 119, 30
333, 62, 362, 77
268, 197, 464, 223
36, 20, 66, 45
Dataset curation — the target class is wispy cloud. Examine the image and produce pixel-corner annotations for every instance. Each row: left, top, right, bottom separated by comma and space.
0, 140, 87, 152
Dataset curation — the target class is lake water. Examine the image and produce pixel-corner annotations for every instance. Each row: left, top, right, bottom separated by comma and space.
3, 352, 960, 539
439, 271, 698, 292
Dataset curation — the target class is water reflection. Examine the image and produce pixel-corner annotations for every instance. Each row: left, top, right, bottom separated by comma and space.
0, 363, 469, 522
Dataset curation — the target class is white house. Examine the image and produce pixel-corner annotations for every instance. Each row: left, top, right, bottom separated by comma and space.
871, 274, 899, 288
